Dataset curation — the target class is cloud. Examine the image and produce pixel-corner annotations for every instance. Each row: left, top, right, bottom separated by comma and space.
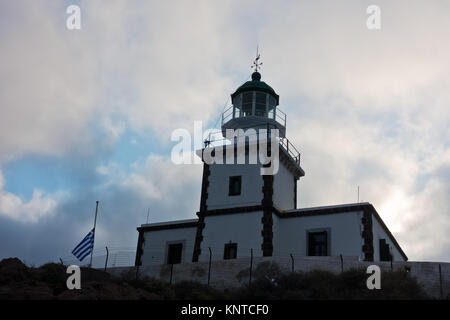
0, 0, 241, 160
0, 154, 202, 265
96, 154, 202, 220
0, 2, 99, 164
0, 170, 65, 223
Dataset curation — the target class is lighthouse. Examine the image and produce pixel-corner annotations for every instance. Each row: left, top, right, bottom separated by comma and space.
192, 55, 305, 261
135, 58, 407, 266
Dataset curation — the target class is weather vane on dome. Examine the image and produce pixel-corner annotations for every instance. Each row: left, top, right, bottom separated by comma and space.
251, 46, 262, 72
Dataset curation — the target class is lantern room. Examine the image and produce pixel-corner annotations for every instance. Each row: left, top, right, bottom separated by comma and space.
221, 71, 286, 138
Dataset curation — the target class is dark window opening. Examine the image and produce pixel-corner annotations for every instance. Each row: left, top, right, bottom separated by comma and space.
255, 92, 267, 117
268, 95, 277, 119
268, 95, 277, 109
379, 239, 392, 261
308, 231, 328, 256
233, 95, 242, 118
167, 243, 183, 264
229, 176, 241, 196
242, 92, 253, 116
224, 243, 238, 260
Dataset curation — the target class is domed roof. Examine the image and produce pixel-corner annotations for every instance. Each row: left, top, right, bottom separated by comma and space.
231, 72, 279, 104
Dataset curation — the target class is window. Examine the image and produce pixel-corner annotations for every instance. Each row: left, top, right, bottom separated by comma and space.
233, 94, 242, 109
308, 231, 328, 256
229, 176, 241, 196
255, 92, 267, 117
233, 95, 242, 118
268, 95, 277, 119
242, 92, 253, 116
233, 105, 242, 118
224, 243, 238, 260
167, 243, 183, 264
268, 95, 277, 109
379, 239, 392, 261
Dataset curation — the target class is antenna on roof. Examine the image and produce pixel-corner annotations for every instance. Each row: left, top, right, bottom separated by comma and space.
357, 186, 360, 203
251, 45, 263, 72
146, 208, 150, 224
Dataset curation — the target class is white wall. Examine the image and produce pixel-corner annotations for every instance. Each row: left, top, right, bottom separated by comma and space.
273, 162, 295, 210
372, 214, 406, 261
277, 211, 364, 258
141, 227, 197, 266
207, 163, 263, 210
199, 211, 264, 261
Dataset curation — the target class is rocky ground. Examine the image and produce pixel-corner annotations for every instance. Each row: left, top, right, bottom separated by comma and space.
0, 258, 163, 300
0, 257, 433, 300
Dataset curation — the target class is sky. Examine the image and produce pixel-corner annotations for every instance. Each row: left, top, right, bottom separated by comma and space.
0, 0, 449, 266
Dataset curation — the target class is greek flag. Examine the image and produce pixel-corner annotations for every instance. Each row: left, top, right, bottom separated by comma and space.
72, 228, 95, 262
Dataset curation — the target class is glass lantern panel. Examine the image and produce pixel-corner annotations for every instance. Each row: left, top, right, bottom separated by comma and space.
242, 92, 253, 116
234, 105, 242, 118
255, 92, 267, 117
233, 94, 242, 118
268, 95, 277, 110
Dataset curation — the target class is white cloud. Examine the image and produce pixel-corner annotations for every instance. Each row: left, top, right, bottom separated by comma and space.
0, 170, 65, 223
0, 2, 99, 164
98, 154, 202, 209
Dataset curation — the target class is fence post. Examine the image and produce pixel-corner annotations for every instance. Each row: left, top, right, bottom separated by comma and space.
104, 246, 109, 272
207, 247, 212, 286
390, 254, 393, 271
439, 264, 443, 299
290, 254, 294, 273
249, 248, 253, 288
340, 254, 343, 273
169, 263, 174, 285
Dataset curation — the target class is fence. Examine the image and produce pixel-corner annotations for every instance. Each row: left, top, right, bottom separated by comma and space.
99, 246, 450, 299
60, 247, 136, 269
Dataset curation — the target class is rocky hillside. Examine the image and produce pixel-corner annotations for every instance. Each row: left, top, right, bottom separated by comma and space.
0, 258, 431, 300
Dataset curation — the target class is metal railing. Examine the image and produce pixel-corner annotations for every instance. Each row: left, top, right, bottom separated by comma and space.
280, 137, 301, 165
203, 126, 301, 166
221, 105, 287, 129
221, 106, 233, 124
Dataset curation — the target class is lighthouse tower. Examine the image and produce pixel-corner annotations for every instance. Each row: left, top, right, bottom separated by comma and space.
135, 57, 408, 267
192, 57, 305, 261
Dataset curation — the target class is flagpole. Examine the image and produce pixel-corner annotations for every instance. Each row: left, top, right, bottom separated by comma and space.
89, 200, 99, 268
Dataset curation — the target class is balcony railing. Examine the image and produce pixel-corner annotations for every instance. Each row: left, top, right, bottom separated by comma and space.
279, 136, 301, 165
221, 105, 287, 129
203, 129, 301, 166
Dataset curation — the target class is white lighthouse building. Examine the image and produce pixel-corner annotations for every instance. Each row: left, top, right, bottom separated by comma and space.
135, 63, 407, 266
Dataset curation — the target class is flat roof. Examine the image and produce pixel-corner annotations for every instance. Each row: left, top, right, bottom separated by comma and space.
140, 218, 198, 228
285, 202, 371, 214
137, 218, 199, 232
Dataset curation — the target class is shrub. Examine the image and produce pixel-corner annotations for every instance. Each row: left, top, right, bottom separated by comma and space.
232, 268, 429, 300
